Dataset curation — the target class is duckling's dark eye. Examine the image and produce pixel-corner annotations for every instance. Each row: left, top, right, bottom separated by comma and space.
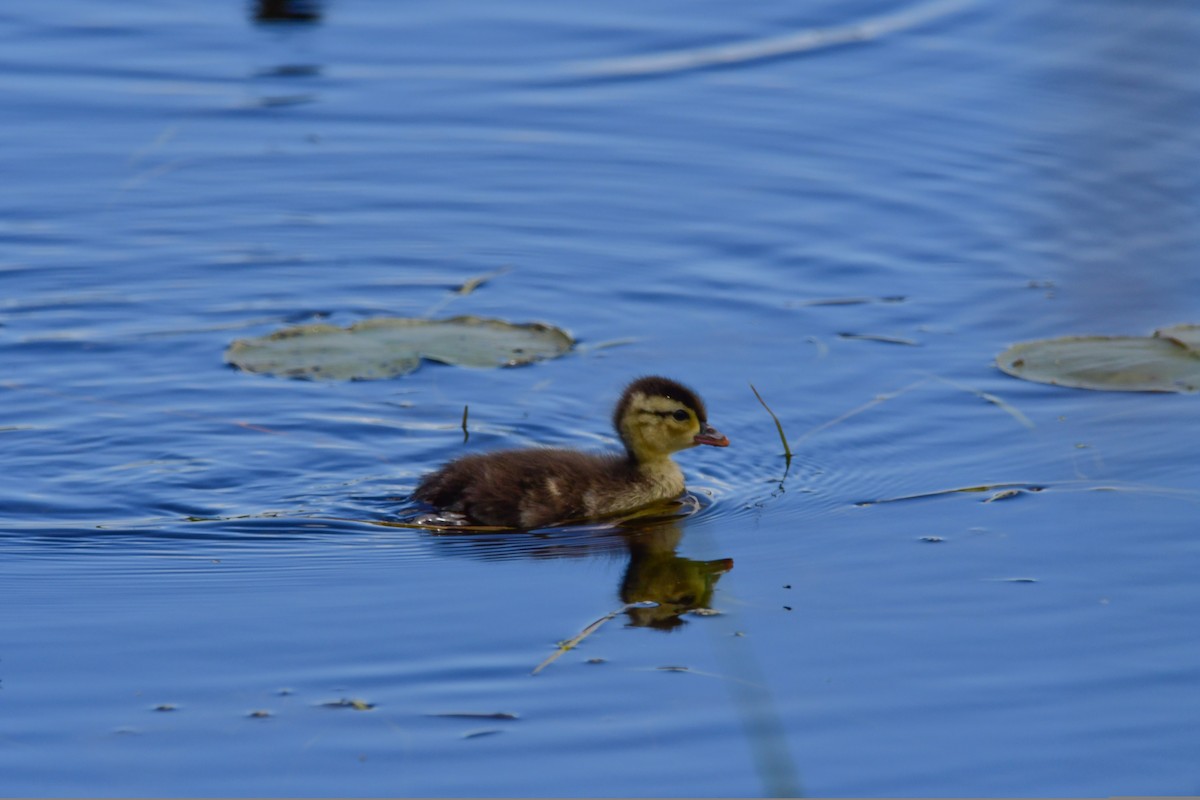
672, 409, 689, 422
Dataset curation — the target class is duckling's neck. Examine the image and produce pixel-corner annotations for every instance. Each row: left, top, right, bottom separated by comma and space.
624, 445, 685, 497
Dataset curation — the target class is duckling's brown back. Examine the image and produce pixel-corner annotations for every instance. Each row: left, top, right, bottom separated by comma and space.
413, 448, 634, 528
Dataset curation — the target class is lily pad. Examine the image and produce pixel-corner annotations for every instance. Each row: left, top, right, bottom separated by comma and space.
996, 324, 1200, 393
226, 315, 573, 380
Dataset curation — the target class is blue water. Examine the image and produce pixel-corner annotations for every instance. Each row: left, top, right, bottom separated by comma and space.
3, 0, 1200, 796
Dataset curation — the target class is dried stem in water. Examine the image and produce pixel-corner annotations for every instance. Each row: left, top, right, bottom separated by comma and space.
749, 383, 792, 462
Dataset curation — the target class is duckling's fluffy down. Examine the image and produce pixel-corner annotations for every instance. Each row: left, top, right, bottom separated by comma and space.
412, 448, 682, 529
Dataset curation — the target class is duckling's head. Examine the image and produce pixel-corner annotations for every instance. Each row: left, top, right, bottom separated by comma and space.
613, 376, 729, 463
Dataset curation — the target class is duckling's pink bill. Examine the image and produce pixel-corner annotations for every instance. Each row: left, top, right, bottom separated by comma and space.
694, 424, 729, 447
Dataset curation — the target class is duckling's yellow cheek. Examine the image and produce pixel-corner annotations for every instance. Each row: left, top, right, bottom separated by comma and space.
672, 424, 700, 450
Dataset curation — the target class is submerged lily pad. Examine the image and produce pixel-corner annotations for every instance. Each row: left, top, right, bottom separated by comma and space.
226, 315, 574, 380
996, 324, 1200, 393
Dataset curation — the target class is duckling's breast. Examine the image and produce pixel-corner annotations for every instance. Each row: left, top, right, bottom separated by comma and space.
586, 459, 684, 518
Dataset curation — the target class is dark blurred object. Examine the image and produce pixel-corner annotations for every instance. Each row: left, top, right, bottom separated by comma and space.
253, 0, 322, 23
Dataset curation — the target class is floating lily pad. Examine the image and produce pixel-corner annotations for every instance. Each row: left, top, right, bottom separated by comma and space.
996, 324, 1200, 393
226, 315, 574, 380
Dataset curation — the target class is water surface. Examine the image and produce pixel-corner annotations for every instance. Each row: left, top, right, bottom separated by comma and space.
3, 0, 1199, 796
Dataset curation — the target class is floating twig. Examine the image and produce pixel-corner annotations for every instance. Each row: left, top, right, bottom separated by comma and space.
426, 711, 519, 720
461, 404, 469, 442
837, 332, 920, 346
532, 603, 649, 675
423, 266, 512, 317
576, 337, 640, 356
462, 729, 502, 739
456, 265, 511, 296
857, 482, 1044, 506
929, 373, 1034, 429
794, 378, 927, 444
794, 295, 906, 307
749, 383, 792, 463
858, 479, 1200, 508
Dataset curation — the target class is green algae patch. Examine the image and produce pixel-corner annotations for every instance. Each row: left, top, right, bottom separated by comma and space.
226, 315, 574, 380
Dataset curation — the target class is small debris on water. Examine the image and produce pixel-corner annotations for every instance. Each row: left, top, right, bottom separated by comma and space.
321, 698, 375, 711
427, 712, 519, 721
984, 489, 1025, 503
837, 332, 920, 346
462, 729, 502, 740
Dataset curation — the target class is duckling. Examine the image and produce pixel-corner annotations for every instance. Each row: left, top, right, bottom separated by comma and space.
413, 376, 729, 528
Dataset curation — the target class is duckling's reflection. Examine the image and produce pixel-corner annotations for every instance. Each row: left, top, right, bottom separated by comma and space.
618, 523, 732, 630
416, 508, 732, 631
